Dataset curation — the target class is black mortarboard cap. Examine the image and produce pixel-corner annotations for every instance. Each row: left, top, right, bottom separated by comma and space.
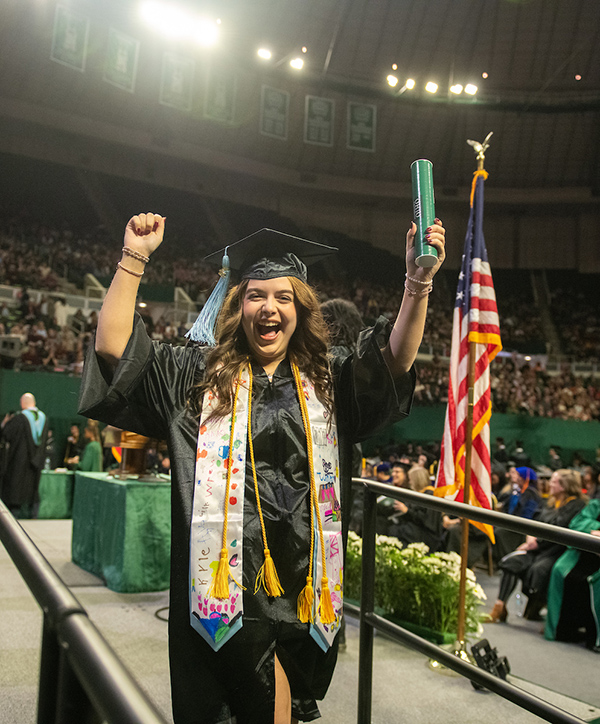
187, 228, 337, 344
204, 228, 338, 283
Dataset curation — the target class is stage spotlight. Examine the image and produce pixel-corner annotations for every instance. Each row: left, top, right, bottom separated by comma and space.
464, 84, 478, 95
387, 74, 399, 87
257, 48, 272, 60
141, 2, 189, 39
290, 57, 304, 70
405, 78, 415, 89
450, 84, 463, 94
425, 81, 438, 94
192, 18, 219, 46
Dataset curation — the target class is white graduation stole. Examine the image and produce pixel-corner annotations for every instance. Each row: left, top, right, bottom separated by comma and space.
189, 367, 343, 651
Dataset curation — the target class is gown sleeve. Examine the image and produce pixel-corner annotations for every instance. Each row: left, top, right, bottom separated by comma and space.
333, 315, 416, 443
78, 313, 206, 440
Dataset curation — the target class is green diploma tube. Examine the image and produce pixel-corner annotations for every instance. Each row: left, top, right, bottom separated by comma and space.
410, 159, 438, 268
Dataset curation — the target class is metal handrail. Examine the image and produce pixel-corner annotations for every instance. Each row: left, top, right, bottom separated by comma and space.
351, 477, 600, 724
0, 501, 168, 724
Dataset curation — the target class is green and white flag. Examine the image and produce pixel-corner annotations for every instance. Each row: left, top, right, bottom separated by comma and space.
347, 102, 377, 152
304, 96, 334, 147
260, 86, 289, 140
160, 53, 194, 111
104, 29, 139, 93
204, 68, 236, 123
50, 4, 90, 72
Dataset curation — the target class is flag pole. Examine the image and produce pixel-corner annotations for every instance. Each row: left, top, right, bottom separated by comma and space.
455, 145, 489, 653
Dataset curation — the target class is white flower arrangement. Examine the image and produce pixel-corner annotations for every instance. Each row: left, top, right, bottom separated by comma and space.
345, 532, 486, 637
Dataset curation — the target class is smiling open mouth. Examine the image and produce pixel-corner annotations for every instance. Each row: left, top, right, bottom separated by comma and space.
257, 322, 281, 340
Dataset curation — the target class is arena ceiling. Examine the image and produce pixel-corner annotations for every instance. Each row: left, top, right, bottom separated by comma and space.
1, 0, 600, 205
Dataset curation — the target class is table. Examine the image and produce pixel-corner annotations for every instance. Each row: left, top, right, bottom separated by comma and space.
37, 470, 75, 519
71, 472, 171, 593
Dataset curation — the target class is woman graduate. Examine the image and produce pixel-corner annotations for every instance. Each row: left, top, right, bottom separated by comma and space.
78, 212, 446, 724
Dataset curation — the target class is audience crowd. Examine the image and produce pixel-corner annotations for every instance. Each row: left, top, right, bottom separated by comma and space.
1, 215, 599, 421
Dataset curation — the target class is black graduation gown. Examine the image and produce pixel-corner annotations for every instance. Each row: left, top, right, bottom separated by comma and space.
78, 314, 415, 724
0, 411, 48, 508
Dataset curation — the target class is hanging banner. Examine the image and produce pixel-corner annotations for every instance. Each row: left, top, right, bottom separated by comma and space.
160, 52, 195, 111
104, 29, 139, 93
304, 96, 334, 147
347, 102, 377, 152
50, 4, 90, 72
260, 85, 289, 140
204, 67, 236, 123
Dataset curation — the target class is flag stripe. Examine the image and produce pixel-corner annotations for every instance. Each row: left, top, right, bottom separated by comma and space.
435, 170, 502, 545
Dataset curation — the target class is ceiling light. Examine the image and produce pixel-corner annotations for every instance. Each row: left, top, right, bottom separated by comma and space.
257, 48, 272, 60
464, 84, 478, 95
140, 2, 219, 44
138, 302, 147, 308
392, 63, 398, 71
425, 81, 438, 94
405, 78, 415, 89
301, 46, 307, 54
192, 18, 219, 46
290, 57, 304, 70
482, 72, 488, 79
141, 2, 190, 39
387, 74, 399, 87
575, 74, 582, 81
450, 84, 463, 94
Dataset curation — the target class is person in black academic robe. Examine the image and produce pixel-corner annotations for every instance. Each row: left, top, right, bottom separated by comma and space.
79, 212, 446, 724
1, 393, 48, 517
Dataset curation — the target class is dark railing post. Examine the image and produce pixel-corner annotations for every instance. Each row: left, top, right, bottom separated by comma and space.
55, 645, 101, 724
357, 483, 377, 724
37, 615, 61, 724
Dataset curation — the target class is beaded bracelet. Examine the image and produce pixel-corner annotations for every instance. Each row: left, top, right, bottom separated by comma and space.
404, 279, 433, 297
123, 246, 150, 264
406, 273, 432, 286
117, 261, 144, 278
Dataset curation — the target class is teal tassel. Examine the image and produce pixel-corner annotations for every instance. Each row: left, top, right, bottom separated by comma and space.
186, 251, 230, 345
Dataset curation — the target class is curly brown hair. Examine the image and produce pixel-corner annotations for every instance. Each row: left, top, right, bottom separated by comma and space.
192, 277, 333, 421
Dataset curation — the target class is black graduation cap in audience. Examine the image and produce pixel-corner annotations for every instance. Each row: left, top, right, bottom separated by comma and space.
187, 228, 338, 344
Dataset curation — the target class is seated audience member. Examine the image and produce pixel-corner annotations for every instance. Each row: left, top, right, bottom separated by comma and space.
495, 466, 542, 560
489, 469, 586, 623
390, 461, 409, 489
64, 423, 84, 469
389, 466, 443, 551
71, 420, 103, 473
545, 500, 600, 651
582, 465, 600, 499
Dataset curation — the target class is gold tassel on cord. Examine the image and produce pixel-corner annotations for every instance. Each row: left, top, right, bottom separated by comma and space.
297, 576, 315, 623
318, 576, 336, 624
255, 548, 284, 597
209, 549, 232, 599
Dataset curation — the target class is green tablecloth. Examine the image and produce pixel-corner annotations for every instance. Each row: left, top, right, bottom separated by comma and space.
38, 470, 75, 519
71, 472, 171, 593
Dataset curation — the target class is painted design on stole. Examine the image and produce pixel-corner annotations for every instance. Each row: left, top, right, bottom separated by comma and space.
189, 375, 248, 651
305, 378, 344, 651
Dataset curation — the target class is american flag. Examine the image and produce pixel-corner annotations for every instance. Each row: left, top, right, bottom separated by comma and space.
434, 170, 502, 541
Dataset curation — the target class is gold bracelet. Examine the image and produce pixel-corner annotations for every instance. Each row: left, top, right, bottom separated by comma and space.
406, 273, 431, 286
404, 280, 432, 297
116, 261, 144, 278
123, 246, 150, 264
